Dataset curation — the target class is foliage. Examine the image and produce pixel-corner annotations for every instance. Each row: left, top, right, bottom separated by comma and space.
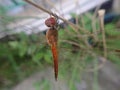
105, 23, 120, 65
0, 32, 53, 89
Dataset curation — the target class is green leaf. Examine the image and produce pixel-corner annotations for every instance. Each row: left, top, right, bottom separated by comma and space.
8, 41, 18, 49
44, 52, 52, 64
27, 45, 37, 55
30, 34, 38, 42
18, 42, 27, 57
33, 52, 43, 62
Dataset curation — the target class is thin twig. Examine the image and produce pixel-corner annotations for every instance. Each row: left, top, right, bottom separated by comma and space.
24, 0, 76, 27
91, 18, 98, 41
80, 14, 85, 28
91, 5, 101, 41
24, 0, 53, 15
24, 0, 90, 34
98, 9, 107, 58
45, 0, 60, 14
60, 39, 84, 48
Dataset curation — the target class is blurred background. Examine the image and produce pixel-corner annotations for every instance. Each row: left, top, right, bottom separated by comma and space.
0, 0, 120, 90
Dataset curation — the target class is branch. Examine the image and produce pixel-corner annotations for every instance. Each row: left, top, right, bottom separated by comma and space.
98, 9, 107, 58
24, 0, 90, 34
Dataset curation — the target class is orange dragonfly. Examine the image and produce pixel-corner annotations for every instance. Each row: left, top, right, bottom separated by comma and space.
45, 16, 59, 81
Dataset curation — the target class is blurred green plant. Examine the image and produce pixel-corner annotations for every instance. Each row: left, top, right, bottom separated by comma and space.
0, 32, 53, 89
58, 12, 120, 90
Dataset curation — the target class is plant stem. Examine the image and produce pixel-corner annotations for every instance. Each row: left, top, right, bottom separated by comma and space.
93, 57, 99, 90
98, 9, 107, 58
24, 0, 90, 34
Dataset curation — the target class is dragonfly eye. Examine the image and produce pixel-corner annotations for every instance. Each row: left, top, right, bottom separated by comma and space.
45, 17, 57, 27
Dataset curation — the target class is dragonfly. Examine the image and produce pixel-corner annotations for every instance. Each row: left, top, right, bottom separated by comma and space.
5, 13, 77, 80
45, 16, 59, 81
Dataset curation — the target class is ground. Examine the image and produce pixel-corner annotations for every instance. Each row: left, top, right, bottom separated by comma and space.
12, 59, 120, 90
